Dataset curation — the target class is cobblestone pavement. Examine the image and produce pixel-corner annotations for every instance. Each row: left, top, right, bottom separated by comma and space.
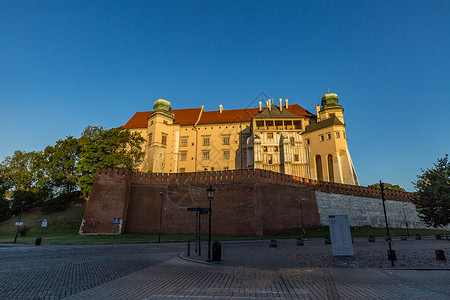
0, 237, 449, 299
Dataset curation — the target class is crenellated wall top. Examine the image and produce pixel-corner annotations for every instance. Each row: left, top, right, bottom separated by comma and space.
94, 168, 414, 202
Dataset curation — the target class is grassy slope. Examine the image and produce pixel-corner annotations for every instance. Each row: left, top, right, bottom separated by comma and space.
1, 201, 449, 245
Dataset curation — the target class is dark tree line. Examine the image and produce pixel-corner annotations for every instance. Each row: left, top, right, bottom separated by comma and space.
0, 126, 144, 221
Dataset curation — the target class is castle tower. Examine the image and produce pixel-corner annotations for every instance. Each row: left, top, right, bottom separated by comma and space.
145, 97, 177, 173
303, 91, 359, 185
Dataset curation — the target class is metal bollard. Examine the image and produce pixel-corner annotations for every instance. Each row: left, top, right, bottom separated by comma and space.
435, 249, 446, 261
387, 249, 397, 261
187, 241, 190, 256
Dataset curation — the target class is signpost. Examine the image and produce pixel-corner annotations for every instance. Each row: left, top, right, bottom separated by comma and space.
187, 208, 209, 256
113, 218, 120, 244
40, 219, 47, 237
328, 215, 354, 256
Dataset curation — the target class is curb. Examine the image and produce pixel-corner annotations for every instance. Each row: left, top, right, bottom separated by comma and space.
178, 252, 222, 266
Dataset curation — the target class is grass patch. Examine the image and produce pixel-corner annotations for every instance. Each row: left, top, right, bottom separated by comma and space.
1, 202, 449, 245
2, 227, 449, 245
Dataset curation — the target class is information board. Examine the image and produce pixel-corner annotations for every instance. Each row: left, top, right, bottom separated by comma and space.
328, 215, 354, 256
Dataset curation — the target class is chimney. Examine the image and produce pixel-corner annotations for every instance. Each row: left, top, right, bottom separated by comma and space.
285, 99, 288, 109
259, 101, 262, 111
219, 104, 223, 113
279, 98, 283, 111
316, 104, 321, 121
268, 99, 272, 110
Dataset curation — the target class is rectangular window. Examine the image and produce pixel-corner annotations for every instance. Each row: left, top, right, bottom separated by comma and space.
284, 120, 293, 130
335, 132, 340, 138
179, 168, 185, 173
148, 133, 153, 144
162, 133, 167, 146
180, 137, 188, 147
222, 136, 230, 145
327, 133, 331, 140
224, 167, 229, 170
265, 120, 274, 130
274, 146, 279, 152
180, 152, 187, 161
223, 150, 230, 160
320, 135, 324, 142
293, 120, 302, 130
263, 146, 268, 152
275, 120, 283, 130
163, 120, 168, 124
268, 154, 273, 165
306, 138, 310, 145
202, 151, 210, 160
256, 120, 264, 130
203, 137, 210, 146
267, 133, 273, 139
290, 137, 295, 146
294, 154, 299, 162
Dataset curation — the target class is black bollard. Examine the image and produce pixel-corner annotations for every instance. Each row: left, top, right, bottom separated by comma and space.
187, 241, 190, 256
435, 249, 446, 261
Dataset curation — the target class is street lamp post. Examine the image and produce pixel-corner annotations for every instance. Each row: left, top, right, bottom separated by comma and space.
380, 181, 395, 266
14, 201, 26, 243
300, 199, 306, 239
403, 204, 410, 236
158, 192, 163, 243
206, 184, 215, 261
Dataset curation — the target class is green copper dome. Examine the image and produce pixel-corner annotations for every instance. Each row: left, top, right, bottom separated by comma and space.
149, 96, 174, 120
321, 90, 341, 109
153, 97, 171, 112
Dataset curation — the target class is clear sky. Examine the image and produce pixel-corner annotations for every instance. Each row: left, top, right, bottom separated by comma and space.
1, 1, 449, 191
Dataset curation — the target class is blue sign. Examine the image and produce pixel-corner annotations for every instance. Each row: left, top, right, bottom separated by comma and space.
113, 218, 120, 224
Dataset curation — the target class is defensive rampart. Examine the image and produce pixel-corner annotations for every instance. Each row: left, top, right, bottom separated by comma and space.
80, 168, 417, 236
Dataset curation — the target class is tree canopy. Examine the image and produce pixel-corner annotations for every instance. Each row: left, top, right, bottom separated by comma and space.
368, 182, 406, 192
412, 154, 450, 228
0, 125, 145, 221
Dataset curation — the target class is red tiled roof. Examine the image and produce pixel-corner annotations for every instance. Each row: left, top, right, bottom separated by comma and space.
123, 104, 315, 129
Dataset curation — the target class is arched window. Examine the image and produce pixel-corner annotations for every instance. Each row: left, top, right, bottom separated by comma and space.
327, 154, 334, 182
315, 155, 323, 181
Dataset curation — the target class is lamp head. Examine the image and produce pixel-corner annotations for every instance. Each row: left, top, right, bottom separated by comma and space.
206, 184, 215, 199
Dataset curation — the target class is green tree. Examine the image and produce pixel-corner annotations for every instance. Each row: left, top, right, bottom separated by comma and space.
42, 136, 80, 196
368, 182, 406, 192
412, 154, 450, 228
0, 174, 11, 222
77, 126, 145, 196
0, 150, 45, 190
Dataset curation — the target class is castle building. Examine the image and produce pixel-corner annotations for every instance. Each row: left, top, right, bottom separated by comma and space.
123, 91, 359, 185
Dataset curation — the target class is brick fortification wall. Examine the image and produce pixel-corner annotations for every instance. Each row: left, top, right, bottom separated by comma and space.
80, 168, 421, 236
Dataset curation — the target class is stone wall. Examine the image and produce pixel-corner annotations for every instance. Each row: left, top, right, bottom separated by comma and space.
80, 168, 432, 236
315, 191, 450, 230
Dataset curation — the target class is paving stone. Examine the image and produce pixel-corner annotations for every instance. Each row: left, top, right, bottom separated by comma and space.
0, 238, 449, 299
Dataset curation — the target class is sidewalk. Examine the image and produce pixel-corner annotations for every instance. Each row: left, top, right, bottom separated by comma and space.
181, 237, 450, 270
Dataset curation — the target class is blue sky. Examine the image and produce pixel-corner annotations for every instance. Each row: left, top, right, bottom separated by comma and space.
1, 1, 449, 191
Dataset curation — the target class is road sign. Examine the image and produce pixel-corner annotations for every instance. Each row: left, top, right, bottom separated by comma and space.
187, 207, 210, 212
113, 218, 120, 224
41, 219, 47, 227
15, 222, 23, 227
187, 208, 201, 212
